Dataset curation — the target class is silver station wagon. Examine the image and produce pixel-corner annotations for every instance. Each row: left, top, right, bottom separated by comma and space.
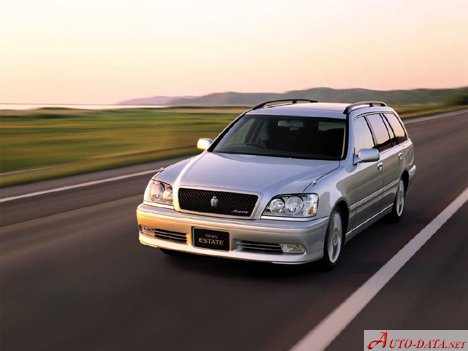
137, 100, 416, 268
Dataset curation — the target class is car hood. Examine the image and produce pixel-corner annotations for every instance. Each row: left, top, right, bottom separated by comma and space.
168, 152, 339, 195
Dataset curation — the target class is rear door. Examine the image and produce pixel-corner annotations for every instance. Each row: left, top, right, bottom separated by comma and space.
381, 113, 408, 206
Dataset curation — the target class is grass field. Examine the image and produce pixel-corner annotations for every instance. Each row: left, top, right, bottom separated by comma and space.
0, 104, 465, 187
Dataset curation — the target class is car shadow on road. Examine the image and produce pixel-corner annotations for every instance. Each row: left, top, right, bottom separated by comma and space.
160, 251, 326, 281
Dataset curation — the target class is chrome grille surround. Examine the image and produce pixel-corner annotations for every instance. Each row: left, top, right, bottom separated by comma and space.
178, 188, 258, 217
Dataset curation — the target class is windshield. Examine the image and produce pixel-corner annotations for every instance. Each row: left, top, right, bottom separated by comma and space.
212, 114, 346, 160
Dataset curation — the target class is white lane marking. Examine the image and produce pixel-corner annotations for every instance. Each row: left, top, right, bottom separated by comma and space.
0, 169, 158, 203
403, 108, 467, 124
291, 187, 468, 351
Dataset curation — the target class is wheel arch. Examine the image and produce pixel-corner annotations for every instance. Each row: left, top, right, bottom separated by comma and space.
401, 170, 409, 192
333, 199, 349, 238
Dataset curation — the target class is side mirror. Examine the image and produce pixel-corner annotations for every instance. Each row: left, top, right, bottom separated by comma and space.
197, 138, 213, 151
355, 148, 380, 164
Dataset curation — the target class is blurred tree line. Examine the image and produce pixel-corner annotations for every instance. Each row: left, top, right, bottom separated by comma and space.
445, 88, 468, 106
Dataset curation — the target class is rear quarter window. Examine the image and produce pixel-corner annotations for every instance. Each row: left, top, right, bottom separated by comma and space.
384, 113, 407, 144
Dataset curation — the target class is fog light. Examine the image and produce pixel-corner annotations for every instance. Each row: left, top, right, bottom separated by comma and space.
140, 225, 155, 236
280, 243, 305, 254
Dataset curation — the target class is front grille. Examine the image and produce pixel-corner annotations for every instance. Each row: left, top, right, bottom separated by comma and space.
140, 226, 187, 243
238, 240, 283, 254
178, 188, 258, 217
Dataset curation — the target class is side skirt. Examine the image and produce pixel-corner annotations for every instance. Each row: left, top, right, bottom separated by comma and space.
345, 204, 393, 242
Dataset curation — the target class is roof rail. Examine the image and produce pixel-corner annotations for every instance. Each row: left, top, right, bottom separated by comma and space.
252, 99, 318, 110
343, 101, 387, 114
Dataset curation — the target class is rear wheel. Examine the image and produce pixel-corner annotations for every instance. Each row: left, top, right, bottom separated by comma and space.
388, 179, 406, 222
321, 209, 344, 270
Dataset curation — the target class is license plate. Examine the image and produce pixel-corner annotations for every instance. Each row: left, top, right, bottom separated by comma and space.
193, 228, 230, 251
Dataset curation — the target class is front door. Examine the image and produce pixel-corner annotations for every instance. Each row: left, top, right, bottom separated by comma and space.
350, 116, 384, 230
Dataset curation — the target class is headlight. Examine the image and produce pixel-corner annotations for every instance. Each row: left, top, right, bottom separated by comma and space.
144, 180, 173, 206
285, 196, 303, 215
264, 194, 318, 218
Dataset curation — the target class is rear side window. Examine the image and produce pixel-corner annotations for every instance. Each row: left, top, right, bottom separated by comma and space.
353, 117, 375, 152
384, 113, 407, 144
382, 116, 395, 140
366, 114, 393, 152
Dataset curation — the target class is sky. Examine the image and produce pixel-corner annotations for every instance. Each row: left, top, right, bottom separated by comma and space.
1, 0, 467, 104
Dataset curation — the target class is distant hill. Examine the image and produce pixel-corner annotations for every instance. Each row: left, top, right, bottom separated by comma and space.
120, 87, 468, 106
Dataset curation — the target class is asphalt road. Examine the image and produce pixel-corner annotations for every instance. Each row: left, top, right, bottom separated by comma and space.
1, 111, 467, 351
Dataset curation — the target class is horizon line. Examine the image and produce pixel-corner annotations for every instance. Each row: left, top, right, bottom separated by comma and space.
2, 85, 467, 106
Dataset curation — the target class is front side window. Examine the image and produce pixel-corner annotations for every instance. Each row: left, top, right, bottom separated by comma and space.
212, 115, 346, 160
365, 114, 393, 152
353, 117, 375, 153
384, 113, 407, 144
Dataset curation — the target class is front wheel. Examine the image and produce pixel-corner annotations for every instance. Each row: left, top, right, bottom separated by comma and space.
388, 179, 406, 222
321, 209, 344, 270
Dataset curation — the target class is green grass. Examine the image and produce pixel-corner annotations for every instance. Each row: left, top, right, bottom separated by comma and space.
0, 104, 465, 187
0, 107, 243, 187
393, 104, 465, 118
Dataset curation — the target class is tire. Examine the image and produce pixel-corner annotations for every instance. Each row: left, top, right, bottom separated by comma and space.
321, 208, 344, 270
388, 178, 406, 222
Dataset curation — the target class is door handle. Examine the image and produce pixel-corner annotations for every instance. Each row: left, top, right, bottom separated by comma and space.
398, 152, 403, 161
377, 162, 383, 172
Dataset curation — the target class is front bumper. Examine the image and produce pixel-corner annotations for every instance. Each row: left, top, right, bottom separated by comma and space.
137, 204, 329, 264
